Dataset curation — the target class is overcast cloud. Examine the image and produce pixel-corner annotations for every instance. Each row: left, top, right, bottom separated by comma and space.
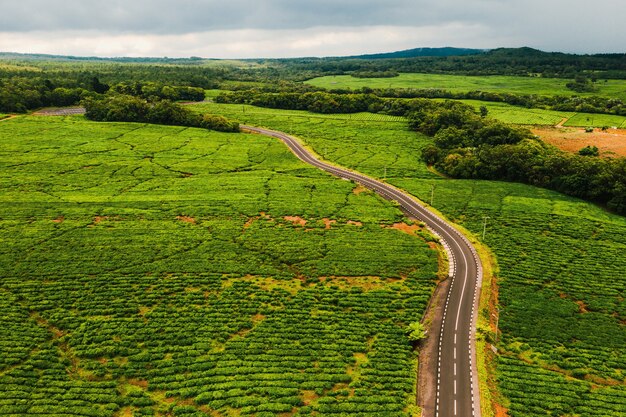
0, 0, 622, 58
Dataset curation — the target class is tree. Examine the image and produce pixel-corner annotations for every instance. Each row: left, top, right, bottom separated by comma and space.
578, 145, 600, 157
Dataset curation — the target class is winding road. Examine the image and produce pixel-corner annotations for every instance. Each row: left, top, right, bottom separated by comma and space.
243, 125, 483, 417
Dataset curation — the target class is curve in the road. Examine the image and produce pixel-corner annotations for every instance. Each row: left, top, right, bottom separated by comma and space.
242, 125, 483, 417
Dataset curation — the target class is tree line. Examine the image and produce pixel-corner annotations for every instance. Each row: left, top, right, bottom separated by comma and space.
84, 95, 239, 132
219, 85, 626, 118
0, 75, 206, 113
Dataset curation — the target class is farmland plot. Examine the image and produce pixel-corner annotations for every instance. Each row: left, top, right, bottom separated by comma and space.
0, 116, 440, 416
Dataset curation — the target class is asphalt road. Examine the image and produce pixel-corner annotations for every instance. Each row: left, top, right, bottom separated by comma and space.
243, 125, 483, 417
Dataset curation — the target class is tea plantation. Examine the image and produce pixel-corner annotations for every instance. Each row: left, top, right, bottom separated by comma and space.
194, 102, 626, 417
0, 116, 440, 416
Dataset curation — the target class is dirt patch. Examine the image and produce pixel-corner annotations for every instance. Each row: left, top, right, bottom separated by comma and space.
386, 222, 422, 236
347, 220, 362, 227
93, 216, 108, 224
576, 300, 589, 314
284, 216, 307, 226
322, 218, 336, 229
177, 215, 196, 224
352, 184, 368, 195
533, 126, 626, 157
301, 390, 319, 406
128, 379, 149, 389
52, 216, 65, 224
495, 403, 509, 417
251, 313, 265, 323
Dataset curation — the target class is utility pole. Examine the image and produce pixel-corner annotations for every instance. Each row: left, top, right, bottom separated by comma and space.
482, 216, 490, 240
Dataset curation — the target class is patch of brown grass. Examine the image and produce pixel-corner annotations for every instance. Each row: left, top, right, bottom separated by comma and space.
127, 379, 148, 389
301, 390, 319, 406
347, 220, 362, 227
533, 126, 626, 157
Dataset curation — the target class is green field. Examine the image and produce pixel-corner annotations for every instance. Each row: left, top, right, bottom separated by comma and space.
197, 102, 626, 417
305, 74, 626, 101
436, 99, 626, 127
563, 112, 626, 128
0, 116, 439, 416
452, 100, 575, 125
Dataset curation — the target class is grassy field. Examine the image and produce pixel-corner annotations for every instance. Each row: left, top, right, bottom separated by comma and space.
452, 100, 575, 126
0, 116, 440, 416
197, 102, 626, 417
305, 74, 626, 101
436, 99, 626, 127
563, 112, 626, 128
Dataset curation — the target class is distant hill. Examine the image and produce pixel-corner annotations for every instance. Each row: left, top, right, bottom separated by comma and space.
0, 52, 208, 64
350, 47, 487, 59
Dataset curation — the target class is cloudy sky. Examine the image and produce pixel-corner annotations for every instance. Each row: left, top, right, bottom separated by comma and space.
0, 0, 622, 58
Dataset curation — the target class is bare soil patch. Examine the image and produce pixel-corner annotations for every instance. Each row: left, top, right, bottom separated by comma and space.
533, 126, 626, 157
347, 220, 362, 227
284, 216, 307, 226
352, 184, 368, 195
176, 215, 197, 224
322, 218, 336, 229
52, 216, 65, 224
386, 222, 422, 236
